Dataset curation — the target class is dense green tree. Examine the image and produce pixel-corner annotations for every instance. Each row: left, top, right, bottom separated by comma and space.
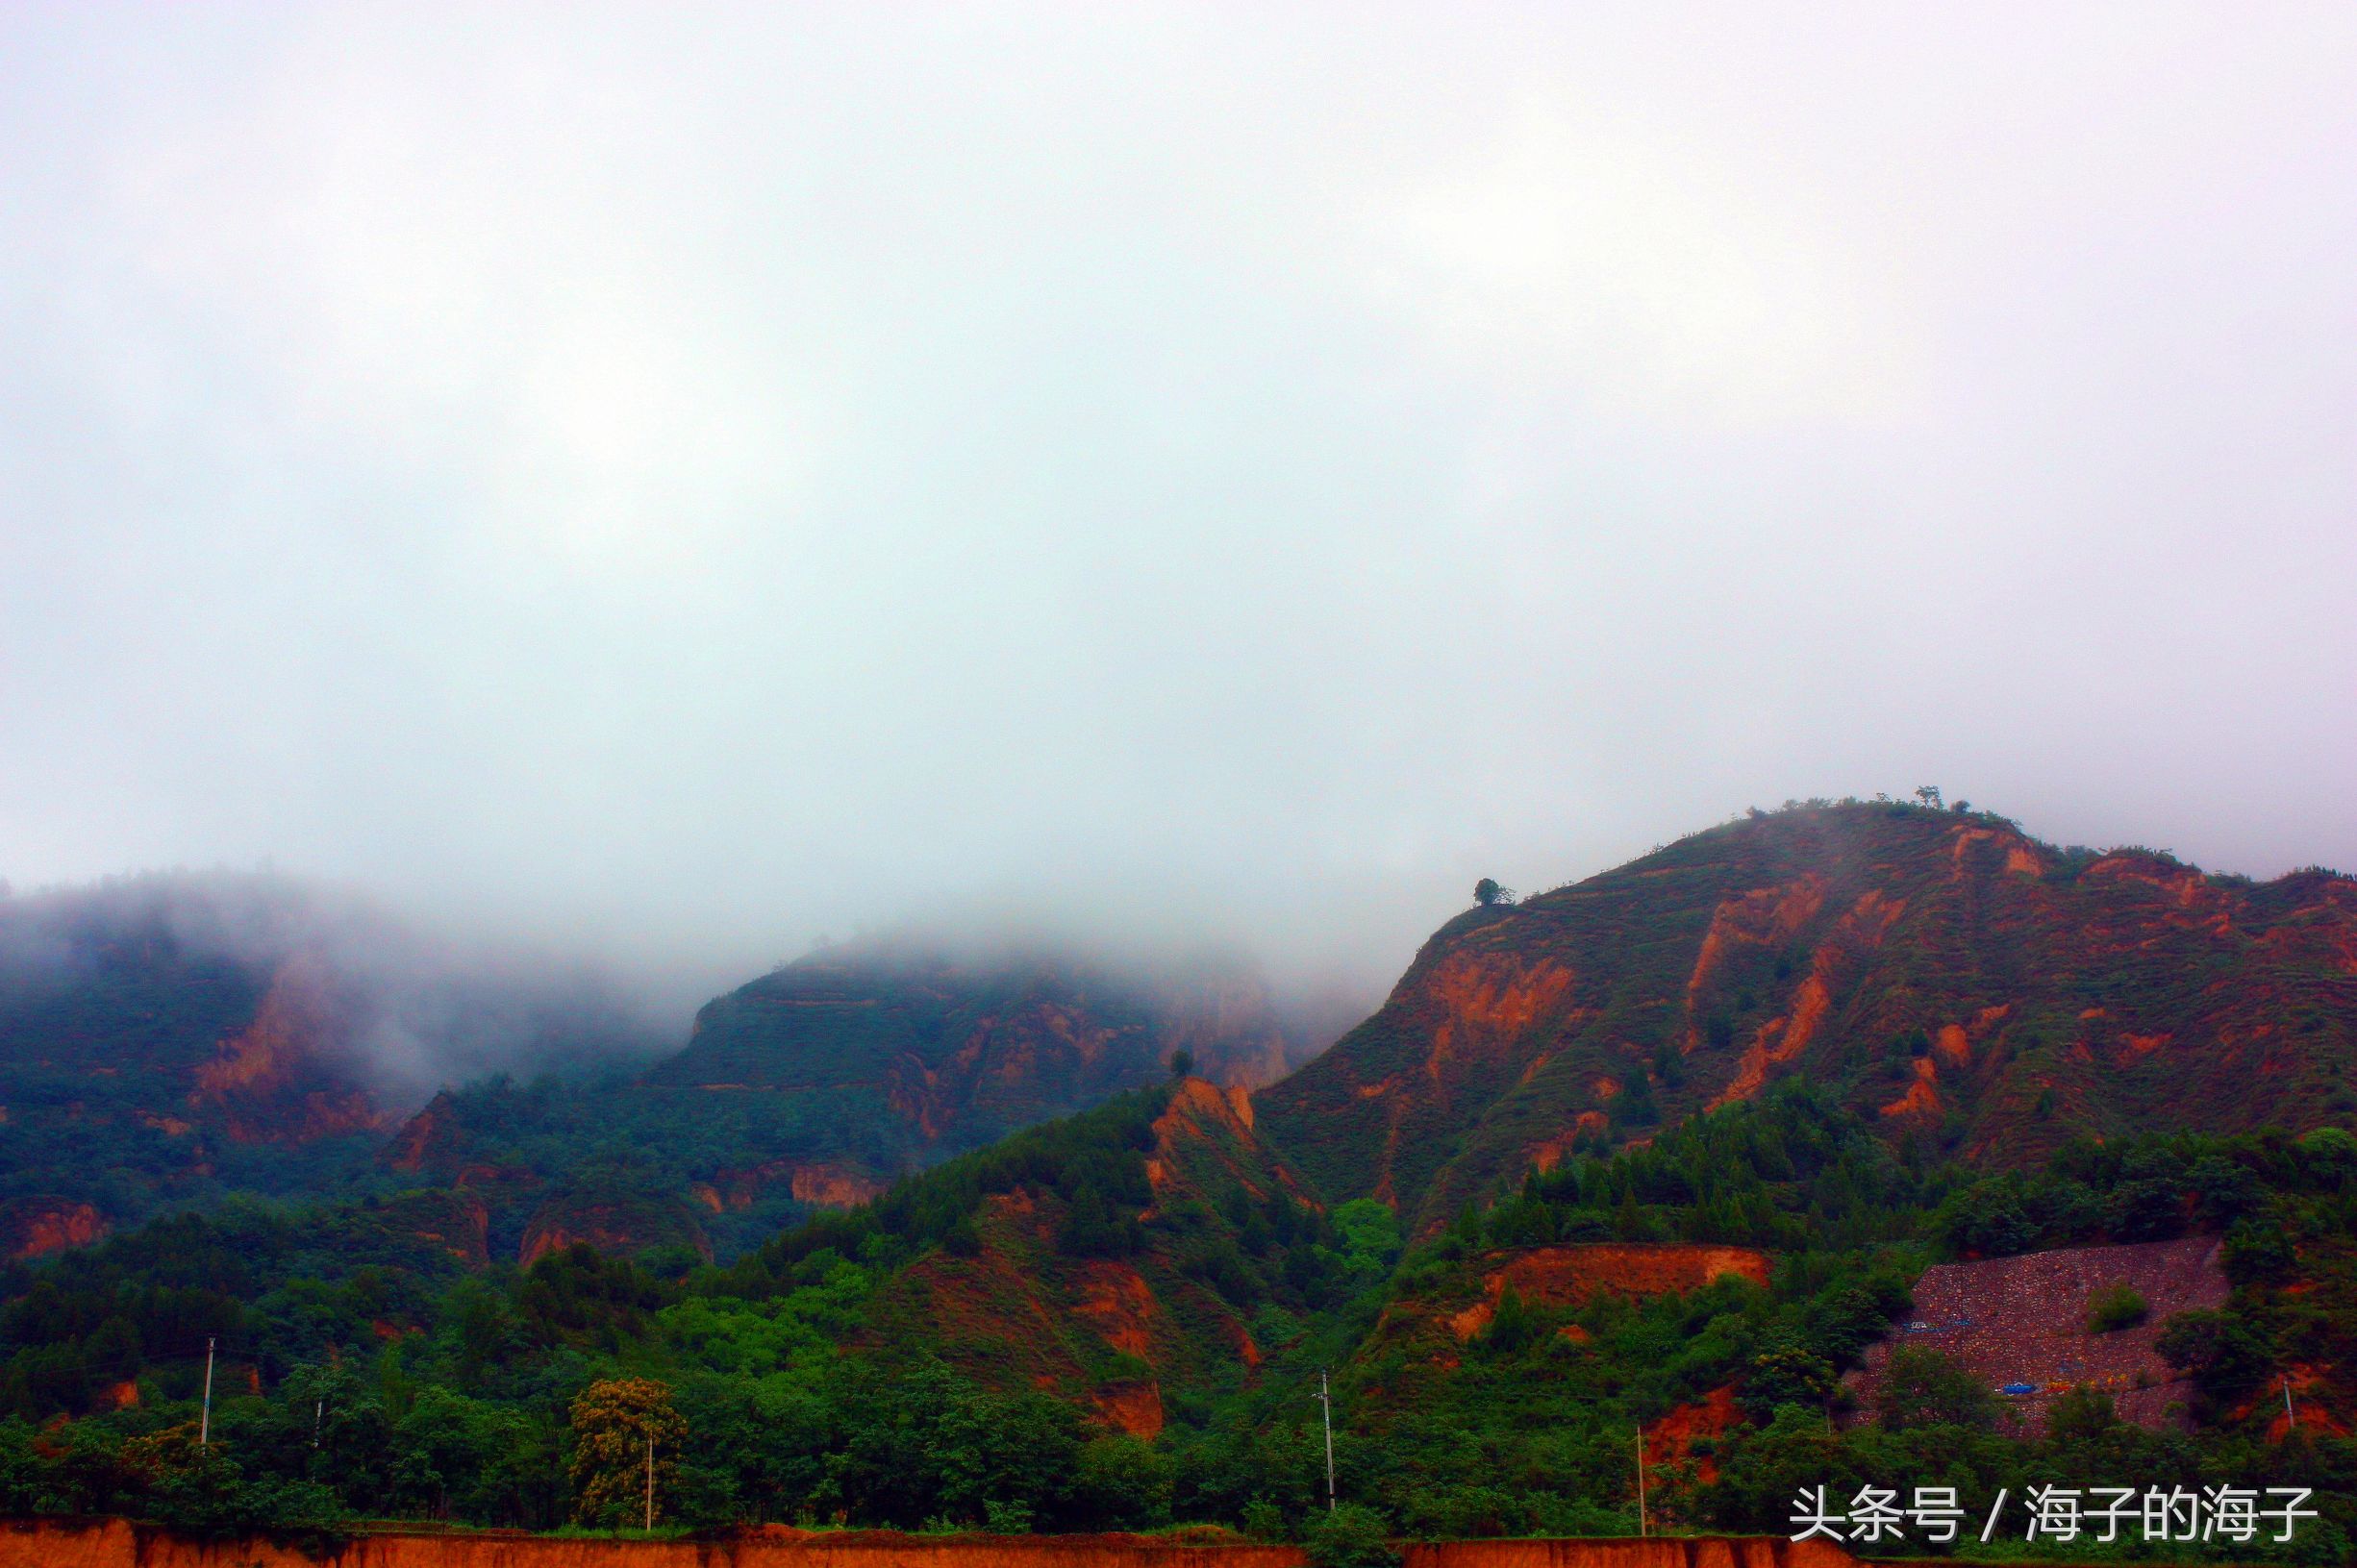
1873, 1346, 1994, 1431
567, 1377, 687, 1528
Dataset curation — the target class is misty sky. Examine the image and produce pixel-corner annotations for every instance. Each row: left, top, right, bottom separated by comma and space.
3, 4, 2352, 1001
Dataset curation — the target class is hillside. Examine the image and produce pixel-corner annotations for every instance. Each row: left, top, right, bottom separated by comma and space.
1, 1065, 2353, 1552
703, 1074, 1379, 1444
0, 881, 391, 1243
0, 808, 2353, 1553
1843, 1235, 2231, 1434
387, 941, 1314, 1261
1256, 801, 2357, 1232
651, 939, 1299, 1155
0, 876, 664, 1249
0, 878, 1316, 1267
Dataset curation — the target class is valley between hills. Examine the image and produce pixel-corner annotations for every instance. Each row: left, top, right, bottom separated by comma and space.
0, 800, 2351, 1559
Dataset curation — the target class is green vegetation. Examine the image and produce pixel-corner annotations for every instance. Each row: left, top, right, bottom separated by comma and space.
1872, 1346, 1994, 1431
567, 1377, 687, 1527
0, 1081, 2344, 1559
3, 811, 2355, 1559
2087, 1283, 2149, 1333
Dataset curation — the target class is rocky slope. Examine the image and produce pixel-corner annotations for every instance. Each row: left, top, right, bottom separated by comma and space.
1843, 1234, 2230, 1434
1256, 802, 2357, 1232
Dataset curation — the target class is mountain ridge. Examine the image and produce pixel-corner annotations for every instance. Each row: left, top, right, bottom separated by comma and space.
1257, 801, 2357, 1233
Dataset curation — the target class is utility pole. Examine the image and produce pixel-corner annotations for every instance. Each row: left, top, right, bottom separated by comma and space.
1634, 1429, 1647, 1537
1316, 1370, 1336, 1512
644, 1433, 655, 1531
2285, 1374, 2297, 1431
313, 1399, 322, 1448
200, 1337, 216, 1450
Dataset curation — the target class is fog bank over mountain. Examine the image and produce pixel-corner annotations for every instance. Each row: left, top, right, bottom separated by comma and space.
0, 871, 678, 1105
2, 6, 2351, 1001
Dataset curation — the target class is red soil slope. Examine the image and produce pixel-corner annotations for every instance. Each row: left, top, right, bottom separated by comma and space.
1439, 1245, 1772, 1340
1845, 1236, 2229, 1434
0, 1198, 109, 1260
870, 1080, 1304, 1431
0, 1521, 1865, 1568
0, 1522, 1311, 1568
188, 959, 389, 1145
1258, 804, 2357, 1231
518, 1195, 713, 1267
1643, 1384, 1745, 1484
1356, 1245, 1773, 1406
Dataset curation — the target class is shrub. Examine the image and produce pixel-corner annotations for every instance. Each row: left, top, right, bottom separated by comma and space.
1739, 1344, 1838, 1420
1874, 1346, 1994, 1431
2086, 1284, 2147, 1332
2044, 1387, 2122, 1444
2156, 1308, 2272, 1399
1304, 1503, 1396, 1568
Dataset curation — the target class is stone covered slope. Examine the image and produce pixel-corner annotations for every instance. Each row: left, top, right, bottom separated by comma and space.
1843, 1235, 2229, 1434
1255, 803, 2357, 1233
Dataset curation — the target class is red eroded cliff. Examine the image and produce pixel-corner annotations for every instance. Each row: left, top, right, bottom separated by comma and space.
1430, 1244, 1771, 1340
518, 1194, 712, 1266
1258, 803, 2357, 1228
383, 1090, 460, 1173
0, 1520, 1323, 1568
1643, 1385, 1745, 1484
188, 958, 389, 1145
691, 1160, 890, 1212
0, 1198, 109, 1259
0, 1522, 1870, 1568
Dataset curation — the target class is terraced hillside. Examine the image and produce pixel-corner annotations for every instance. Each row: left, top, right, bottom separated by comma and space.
1257, 802, 2357, 1232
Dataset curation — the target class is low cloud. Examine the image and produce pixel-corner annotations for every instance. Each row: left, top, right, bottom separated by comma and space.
0, 6, 2348, 1009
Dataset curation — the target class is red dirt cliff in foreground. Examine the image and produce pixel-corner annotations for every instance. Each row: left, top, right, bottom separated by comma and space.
0, 1521, 1866, 1568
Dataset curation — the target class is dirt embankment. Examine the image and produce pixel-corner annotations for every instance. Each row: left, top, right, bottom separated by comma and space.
0, 1523, 1309, 1568
1406, 1539, 1858, 1568
0, 1523, 1868, 1568
1443, 1245, 1772, 1340
1642, 1386, 1744, 1484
